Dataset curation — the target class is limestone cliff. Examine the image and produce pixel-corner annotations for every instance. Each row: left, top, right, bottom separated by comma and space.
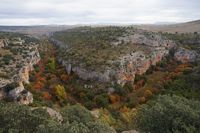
0, 36, 40, 104
52, 27, 176, 86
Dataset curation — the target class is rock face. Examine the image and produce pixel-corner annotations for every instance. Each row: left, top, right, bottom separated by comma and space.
53, 28, 175, 86
8, 87, 33, 105
7, 53, 40, 104
45, 107, 63, 123
0, 36, 40, 104
174, 47, 198, 63
115, 44, 173, 85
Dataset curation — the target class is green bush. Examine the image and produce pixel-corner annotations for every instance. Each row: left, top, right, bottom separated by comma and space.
94, 94, 109, 108
163, 66, 200, 100
61, 104, 115, 133
0, 102, 54, 133
0, 103, 115, 133
135, 95, 200, 133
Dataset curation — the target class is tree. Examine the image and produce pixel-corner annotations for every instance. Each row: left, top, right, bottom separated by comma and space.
135, 95, 200, 133
0, 103, 115, 133
54, 85, 67, 102
48, 57, 56, 72
34, 81, 44, 90
0, 102, 54, 133
60, 104, 115, 133
94, 94, 109, 108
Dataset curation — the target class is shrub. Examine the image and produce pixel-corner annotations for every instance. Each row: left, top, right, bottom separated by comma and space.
144, 89, 153, 98
95, 94, 109, 108
61, 104, 115, 133
135, 95, 200, 133
48, 57, 56, 72
0, 102, 54, 133
0, 103, 115, 133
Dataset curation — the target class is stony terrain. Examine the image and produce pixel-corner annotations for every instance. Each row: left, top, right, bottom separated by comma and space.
0, 32, 40, 104
53, 26, 176, 86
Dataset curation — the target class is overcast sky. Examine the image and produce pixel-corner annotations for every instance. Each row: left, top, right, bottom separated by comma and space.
0, 0, 199, 25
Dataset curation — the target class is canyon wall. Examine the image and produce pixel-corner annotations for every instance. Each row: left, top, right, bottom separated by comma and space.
0, 38, 40, 104
52, 30, 176, 86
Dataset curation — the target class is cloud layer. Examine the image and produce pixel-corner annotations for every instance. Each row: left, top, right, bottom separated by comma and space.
0, 0, 199, 25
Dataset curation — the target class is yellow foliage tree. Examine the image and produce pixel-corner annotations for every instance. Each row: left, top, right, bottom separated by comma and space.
54, 85, 67, 102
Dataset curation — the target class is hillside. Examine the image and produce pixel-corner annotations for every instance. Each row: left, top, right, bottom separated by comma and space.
137, 20, 200, 33
52, 26, 175, 85
0, 25, 76, 37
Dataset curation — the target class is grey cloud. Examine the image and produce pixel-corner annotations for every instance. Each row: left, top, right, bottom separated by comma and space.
0, 0, 199, 25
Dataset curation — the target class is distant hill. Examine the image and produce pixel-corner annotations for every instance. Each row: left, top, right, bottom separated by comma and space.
0, 25, 76, 37
137, 20, 200, 33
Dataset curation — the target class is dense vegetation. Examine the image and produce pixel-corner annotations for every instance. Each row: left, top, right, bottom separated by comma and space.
163, 65, 200, 100
1, 31, 200, 132
162, 32, 200, 53
135, 95, 200, 133
133, 33, 200, 133
0, 102, 114, 133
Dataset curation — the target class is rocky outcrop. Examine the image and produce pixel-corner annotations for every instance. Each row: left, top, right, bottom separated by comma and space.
0, 39, 8, 48
0, 39, 5, 48
114, 30, 175, 49
7, 51, 40, 104
174, 47, 198, 63
0, 37, 40, 104
62, 61, 111, 82
8, 87, 33, 105
115, 48, 169, 85
60, 41, 174, 86
52, 28, 176, 86
31, 107, 63, 123
45, 107, 63, 123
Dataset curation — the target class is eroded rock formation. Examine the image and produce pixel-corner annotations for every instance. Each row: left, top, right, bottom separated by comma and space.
52, 28, 176, 86
0, 37, 40, 104
174, 47, 198, 63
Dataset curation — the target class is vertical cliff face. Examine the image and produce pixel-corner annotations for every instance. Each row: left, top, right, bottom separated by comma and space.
53, 27, 176, 87
115, 47, 170, 85
83, 38, 173, 86
11, 50, 41, 104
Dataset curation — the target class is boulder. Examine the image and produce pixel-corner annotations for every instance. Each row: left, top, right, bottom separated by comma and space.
45, 107, 63, 123
8, 87, 33, 105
